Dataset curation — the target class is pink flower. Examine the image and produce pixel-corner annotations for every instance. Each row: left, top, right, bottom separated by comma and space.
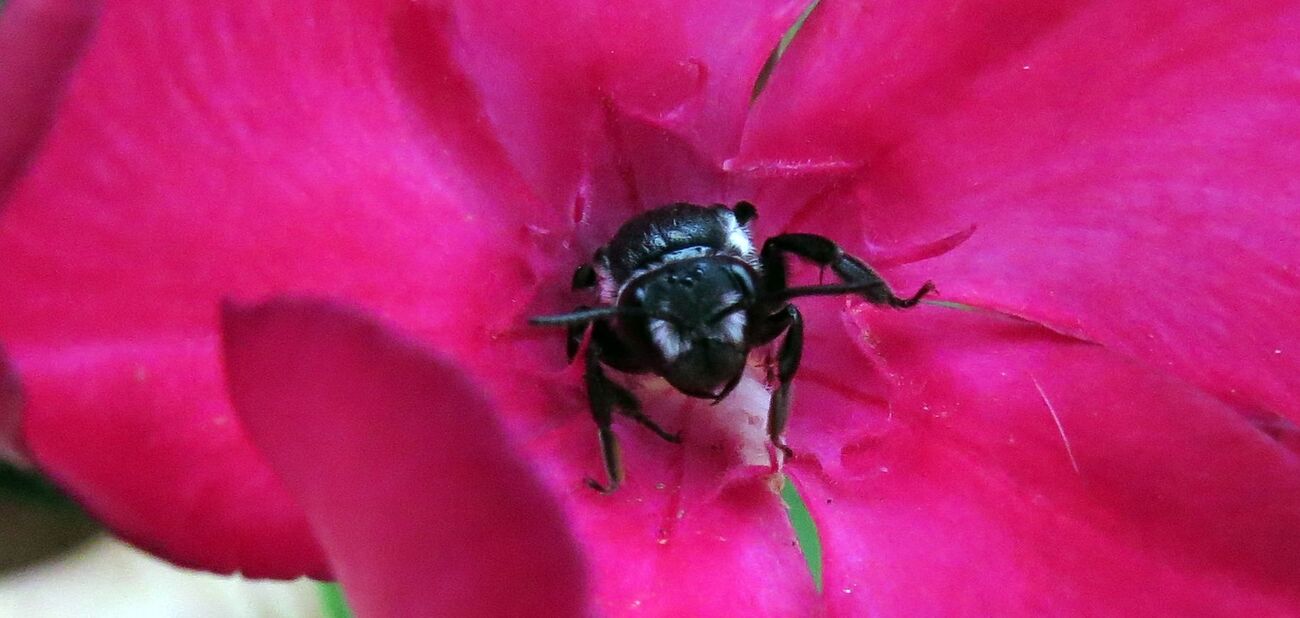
3, 0, 1300, 615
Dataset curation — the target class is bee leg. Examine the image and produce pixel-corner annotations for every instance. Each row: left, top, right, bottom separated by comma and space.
604, 379, 680, 443
582, 340, 624, 494
766, 305, 803, 461
582, 327, 682, 492
585, 322, 676, 442
760, 233, 934, 307
833, 252, 934, 308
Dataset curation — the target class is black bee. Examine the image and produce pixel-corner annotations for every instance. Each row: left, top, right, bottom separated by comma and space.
531, 202, 933, 492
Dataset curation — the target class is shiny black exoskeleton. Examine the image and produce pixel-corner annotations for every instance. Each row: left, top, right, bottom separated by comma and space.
531, 202, 934, 492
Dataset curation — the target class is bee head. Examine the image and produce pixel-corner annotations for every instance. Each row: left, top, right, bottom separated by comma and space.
630, 257, 755, 397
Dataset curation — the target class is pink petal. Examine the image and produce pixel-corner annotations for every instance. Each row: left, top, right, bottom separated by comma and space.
578, 477, 819, 617
742, 1, 1300, 422
0, 0, 98, 201
15, 336, 327, 577
478, 342, 819, 614
446, 0, 808, 206
743, 2, 1300, 611
789, 306, 1300, 615
0, 0, 541, 576
222, 298, 588, 617
532, 391, 820, 616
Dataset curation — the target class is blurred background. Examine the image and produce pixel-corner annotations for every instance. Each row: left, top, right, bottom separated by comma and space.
0, 463, 340, 617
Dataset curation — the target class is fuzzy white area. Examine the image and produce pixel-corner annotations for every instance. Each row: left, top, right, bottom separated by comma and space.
701, 374, 777, 468
594, 259, 618, 305
649, 319, 685, 362
718, 209, 756, 261
716, 291, 748, 345
720, 312, 747, 345
630, 369, 775, 469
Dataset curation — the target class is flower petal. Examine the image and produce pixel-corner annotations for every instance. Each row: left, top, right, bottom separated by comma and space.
744, 0, 1300, 421
791, 306, 1300, 615
527, 377, 820, 616
0, 0, 542, 577
15, 336, 328, 578
221, 297, 589, 617
476, 337, 819, 615
446, 0, 809, 205
0, 0, 98, 201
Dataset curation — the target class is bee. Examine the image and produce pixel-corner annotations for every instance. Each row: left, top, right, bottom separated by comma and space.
532, 202, 933, 492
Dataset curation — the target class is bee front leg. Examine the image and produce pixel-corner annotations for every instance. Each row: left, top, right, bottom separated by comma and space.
583, 341, 624, 494
760, 233, 934, 307
765, 305, 803, 463
582, 330, 681, 492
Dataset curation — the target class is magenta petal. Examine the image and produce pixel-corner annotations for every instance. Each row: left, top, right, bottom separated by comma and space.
222, 298, 588, 617
586, 477, 820, 617
15, 336, 327, 577
531, 399, 820, 616
744, 1, 1300, 421
0, 0, 98, 201
792, 306, 1300, 615
447, 0, 807, 204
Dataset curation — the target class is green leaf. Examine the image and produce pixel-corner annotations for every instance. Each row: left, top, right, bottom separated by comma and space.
0, 461, 82, 510
781, 474, 824, 591
752, 0, 822, 100
318, 582, 354, 618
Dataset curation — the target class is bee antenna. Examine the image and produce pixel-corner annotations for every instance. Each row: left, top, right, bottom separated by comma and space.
530, 305, 663, 327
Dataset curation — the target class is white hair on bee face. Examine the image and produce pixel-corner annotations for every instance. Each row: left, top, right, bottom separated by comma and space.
649, 318, 685, 362
594, 258, 618, 304
716, 291, 747, 343
718, 311, 746, 344
718, 209, 756, 263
